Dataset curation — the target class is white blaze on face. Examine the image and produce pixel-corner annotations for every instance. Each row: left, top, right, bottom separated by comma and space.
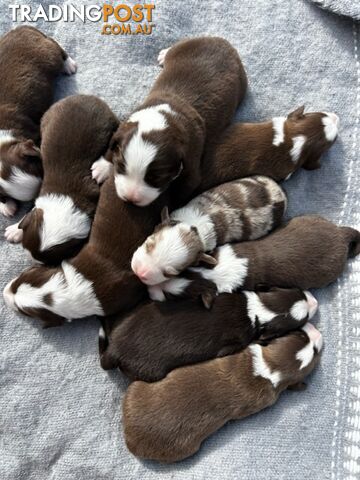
114, 104, 175, 206
290, 135, 306, 164
131, 224, 192, 285
272, 117, 286, 146
322, 112, 339, 142
244, 292, 278, 326
249, 343, 282, 387
296, 322, 323, 369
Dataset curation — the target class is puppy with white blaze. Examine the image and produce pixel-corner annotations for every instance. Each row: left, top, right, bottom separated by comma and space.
5, 95, 119, 264
110, 37, 247, 206
132, 176, 287, 286
0, 26, 77, 217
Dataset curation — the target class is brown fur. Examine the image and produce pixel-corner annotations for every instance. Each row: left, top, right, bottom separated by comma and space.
123, 328, 321, 463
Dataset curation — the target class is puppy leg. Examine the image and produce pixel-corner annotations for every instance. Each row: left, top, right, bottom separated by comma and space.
0, 199, 17, 218
4, 222, 23, 243
91, 156, 114, 184
157, 47, 171, 66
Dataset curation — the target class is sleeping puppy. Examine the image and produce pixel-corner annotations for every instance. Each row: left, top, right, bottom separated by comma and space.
0, 26, 77, 217
110, 37, 247, 206
5, 95, 119, 264
198, 106, 339, 191
148, 215, 360, 306
3, 178, 170, 327
99, 288, 318, 382
132, 176, 286, 285
123, 323, 323, 463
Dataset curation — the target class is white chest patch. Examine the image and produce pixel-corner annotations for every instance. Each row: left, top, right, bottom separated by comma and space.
249, 344, 282, 387
243, 292, 277, 326
0, 165, 42, 201
272, 117, 286, 146
290, 135, 306, 164
149, 277, 192, 301
191, 244, 248, 293
35, 194, 91, 251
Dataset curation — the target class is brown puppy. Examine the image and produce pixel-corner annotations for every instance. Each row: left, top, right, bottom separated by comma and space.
5, 95, 119, 264
198, 107, 339, 191
0, 26, 77, 217
99, 289, 318, 382
3, 178, 170, 327
148, 215, 360, 305
123, 323, 323, 463
110, 37, 247, 206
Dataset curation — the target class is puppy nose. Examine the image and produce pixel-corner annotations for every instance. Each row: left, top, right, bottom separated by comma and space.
302, 323, 323, 352
304, 291, 318, 319
136, 267, 150, 282
325, 111, 340, 127
124, 189, 142, 205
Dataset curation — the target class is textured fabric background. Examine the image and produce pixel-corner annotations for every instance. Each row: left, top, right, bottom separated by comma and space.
0, 1, 360, 479
309, 0, 360, 21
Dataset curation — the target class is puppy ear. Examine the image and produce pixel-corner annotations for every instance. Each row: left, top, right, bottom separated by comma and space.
18, 139, 41, 158
161, 206, 171, 224
18, 211, 33, 231
198, 252, 217, 266
287, 106, 305, 120
164, 266, 178, 277
201, 292, 215, 309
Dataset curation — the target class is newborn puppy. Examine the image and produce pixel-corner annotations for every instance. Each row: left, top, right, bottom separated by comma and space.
5, 95, 119, 264
123, 323, 323, 463
199, 107, 340, 191
0, 26, 77, 217
110, 37, 247, 206
149, 215, 360, 305
3, 178, 169, 327
99, 288, 318, 382
132, 176, 286, 285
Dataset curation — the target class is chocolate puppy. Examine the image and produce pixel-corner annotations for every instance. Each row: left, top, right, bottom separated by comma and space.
198, 107, 339, 191
0, 26, 77, 217
123, 323, 323, 463
148, 215, 360, 305
110, 37, 247, 206
99, 288, 318, 382
5, 95, 119, 264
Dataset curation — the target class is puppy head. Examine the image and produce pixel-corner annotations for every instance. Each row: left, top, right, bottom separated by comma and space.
281, 107, 339, 169
3, 265, 66, 328
131, 207, 215, 285
0, 134, 42, 201
250, 288, 318, 340
110, 105, 185, 206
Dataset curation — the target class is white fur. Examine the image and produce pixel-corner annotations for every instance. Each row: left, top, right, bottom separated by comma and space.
322, 112, 339, 142
3, 262, 104, 320
91, 156, 113, 184
0, 199, 17, 217
304, 291, 318, 319
99, 326, 106, 339
0, 165, 41, 201
63, 56, 77, 75
115, 104, 175, 205
148, 277, 192, 302
290, 299, 310, 321
243, 292, 277, 325
290, 135, 306, 164
285, 173, 293, 181
249, 343, 282, 387
296, 323, 323, 369
35, 194, 91, 251
0, 130, 15, 146
191, 244, 249, 294
157, 47, 170, 66
272, 117, 286, 146
4, 222, 23, 243
173, 204, 217, 250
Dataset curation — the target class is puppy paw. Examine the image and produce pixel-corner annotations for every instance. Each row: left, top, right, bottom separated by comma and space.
157, 48, 170, 66
4, 222, 23, 243
91, 157, 113, 184
148, 285, 166, 302
63, 55, 77, 75
0, 199, 17, 218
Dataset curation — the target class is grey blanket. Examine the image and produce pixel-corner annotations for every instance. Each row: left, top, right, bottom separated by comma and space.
1, 1, 360, 479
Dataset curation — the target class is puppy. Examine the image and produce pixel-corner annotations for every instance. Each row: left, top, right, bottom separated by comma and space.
123, 323, 323, 463
198, 107, 339, 191
99, 288, 318, 382
0, 26, 77, 217
110, 37, 247, 206
3, 178, 170, 327
131, 176, 286, 285
148, 215, 360, 305
4, 95, 119, 264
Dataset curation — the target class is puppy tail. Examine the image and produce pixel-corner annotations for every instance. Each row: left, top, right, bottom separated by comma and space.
342, 227, 360, 258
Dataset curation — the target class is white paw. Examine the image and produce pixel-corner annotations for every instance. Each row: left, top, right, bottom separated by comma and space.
148, 285, 166, 302
157, 48, 170, 66
4, 222, 23, 243
91, 157, 113, 184
63, 56, 77, 75
0, 199, 17, 217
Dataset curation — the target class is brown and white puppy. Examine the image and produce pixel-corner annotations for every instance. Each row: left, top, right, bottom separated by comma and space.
110, 37, 247, 206
149, 215, 360, 305
99, 288, 318, 382
5, 95, 119, 264
123, 323, 323, 463
131, 176, 286, 285
0, 26, 77, 217
3, 177, 170, 327
198, 106, 339, 192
